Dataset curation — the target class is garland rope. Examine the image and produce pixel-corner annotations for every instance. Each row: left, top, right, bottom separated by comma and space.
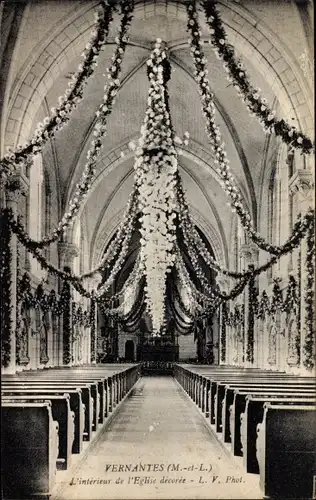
0, 0, 117, 176
3, 0, 135, 248
200, 0, 314, 155
186, 1, 315, 257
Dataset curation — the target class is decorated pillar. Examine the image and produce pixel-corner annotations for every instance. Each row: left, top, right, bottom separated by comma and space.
289, 168, 315, 373
90, 293, 97, 364
1, 173, 28, 374
57, 241, 79, 366
240, 244, 259, 367
216, 276, 230, 365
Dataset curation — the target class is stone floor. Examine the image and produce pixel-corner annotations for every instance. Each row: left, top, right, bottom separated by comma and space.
54, 377, 262, 499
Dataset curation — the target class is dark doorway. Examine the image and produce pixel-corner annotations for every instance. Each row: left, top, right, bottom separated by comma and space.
125, 340, 135, 361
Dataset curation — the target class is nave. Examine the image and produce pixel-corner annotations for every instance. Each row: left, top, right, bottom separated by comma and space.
2, 362, 315, 500
54, 375, 262, 500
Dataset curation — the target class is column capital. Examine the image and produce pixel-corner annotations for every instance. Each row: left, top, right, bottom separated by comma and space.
216, 276, 230, 292
5, 171, 29, 205
289, 169, 314, 199
240, 243, 259, 266
58, 242, 79, 270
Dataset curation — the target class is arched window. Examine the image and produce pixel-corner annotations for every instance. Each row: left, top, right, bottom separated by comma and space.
29, 155, 45, 278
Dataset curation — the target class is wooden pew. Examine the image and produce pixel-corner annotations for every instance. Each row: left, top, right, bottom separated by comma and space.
2, 394, 74, 471
241, 396, 316, 474
230, 388, 316, 457
2, 381, 94, 441
256, 404, 316, 499
218, 381, 315, 434
2, 387, 84, 455
2, 401, 59, 499
221, 380, 315, 443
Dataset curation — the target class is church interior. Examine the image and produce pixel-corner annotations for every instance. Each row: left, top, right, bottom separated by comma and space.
0, 0, 315, 499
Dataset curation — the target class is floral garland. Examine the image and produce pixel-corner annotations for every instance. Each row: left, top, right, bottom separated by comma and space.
177, 178, 314, 278
303, 221, 315, 369
220, 302, 227, 362
90, 296, 97, 363
72, 304, 91, 328
285, 273, 300, 364
5, 0, 135, 249
186, 2, 315, 257
0, 1, 118, 177
100, 253, 143, 309
256, 290, 270, 320
132, 39, 178, 333
94, 227, 136, 299
246, 270, 256, 363
61, 276, 72, 365
269, 278, 284, 319
7, 205, 136, 301
226, 303, 244, 329
0, 210, 12, 367
284, 274, 299, 316
80, 189, 138, 278
15, 237, 23, 365
200, 1, 314, 155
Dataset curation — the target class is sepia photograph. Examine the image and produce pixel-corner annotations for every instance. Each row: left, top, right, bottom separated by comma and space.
0, 0, 315, 499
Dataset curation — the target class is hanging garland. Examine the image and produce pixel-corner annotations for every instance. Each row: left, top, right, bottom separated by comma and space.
269, 278, 284, 319
17, 272, 67, 315
246, 268, 256, 363
227, 303, 244, 329
0, 211, 12, 367
176, 177, 313, 279
72, 304, 91, 328
4, 0, 135, 249
132, 39, 178, 333
256, 290, 270, 320
90, 296, 97, 363
303, 221, 315, 369
200, 1, 313, 155
186, 1, 315, 258
6, 203, 136, 301
220, 302, 227, 362
80, 190, 138, 278
0, 1, 118, 178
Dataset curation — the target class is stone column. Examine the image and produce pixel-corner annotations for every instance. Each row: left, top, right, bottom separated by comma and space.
1, 173, 28, 374
289, 169, 315, 374
240, 244, 259, 367
57, 242, 79, 366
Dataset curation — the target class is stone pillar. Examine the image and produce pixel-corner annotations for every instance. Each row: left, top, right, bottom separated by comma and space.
240, 244, 259, 368
1, 173, 28, 374
57, 242, 79, 366
289, 169, 315, 374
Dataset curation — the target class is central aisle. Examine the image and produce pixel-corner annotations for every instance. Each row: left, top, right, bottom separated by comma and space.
55, 377, 262, 499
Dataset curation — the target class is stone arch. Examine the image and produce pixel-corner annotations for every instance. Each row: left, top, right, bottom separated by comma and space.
3, 0, 313, 154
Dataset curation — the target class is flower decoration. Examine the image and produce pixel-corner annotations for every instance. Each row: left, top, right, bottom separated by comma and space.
186, 1, 315, 257
132, 39, 178, 333
199, 1, 314, 154
0, 1, 118, 177
3, 0, 135, 249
